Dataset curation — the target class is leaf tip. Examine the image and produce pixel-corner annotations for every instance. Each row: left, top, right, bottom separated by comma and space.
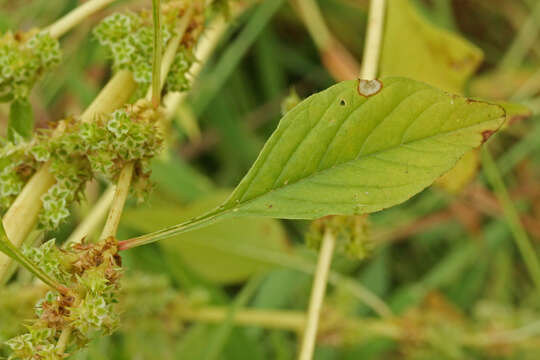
357, 79, 383, 97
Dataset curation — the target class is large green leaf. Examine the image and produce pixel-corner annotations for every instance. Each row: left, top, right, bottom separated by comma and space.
380, 0, 483, 94
122, 191, 289, 284
119, 77, 505, 248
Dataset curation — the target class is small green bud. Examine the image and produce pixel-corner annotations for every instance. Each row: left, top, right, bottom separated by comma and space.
281, 87, 301, 116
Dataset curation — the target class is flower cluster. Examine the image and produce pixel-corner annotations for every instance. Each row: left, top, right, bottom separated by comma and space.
0, 100, 163, 230
22, 239, 72, 284
93, 2, 197, 96
6, 238, 123, 359
0, 133, 38, 210
305, 215, 373, 259
0, 30, 61, 101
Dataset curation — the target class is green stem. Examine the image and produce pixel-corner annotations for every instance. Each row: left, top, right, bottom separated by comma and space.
151, 0, 162, 108
481, 148, 540, 291
202, 275, 263, 360
499, 0, 540, 70
0, 221, 67, 294
118, 209, 226, 250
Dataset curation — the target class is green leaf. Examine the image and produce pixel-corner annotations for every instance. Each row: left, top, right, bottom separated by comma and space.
380, 0, 483, 94
120, 77, 504, 248
122, 191, 289, 284
8, 98, 34, 140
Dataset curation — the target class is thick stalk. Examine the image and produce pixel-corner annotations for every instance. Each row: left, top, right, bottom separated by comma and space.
45, 0, 115, 39
56, 327, 72, 355
100, 164, 133, 240
0, 70, 136, 283
298, 230, 336, 360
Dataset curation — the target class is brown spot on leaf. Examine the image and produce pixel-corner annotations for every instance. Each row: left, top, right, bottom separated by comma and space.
357, 79, 383, 97
268, 204, 273, 208
481, 130, 495, 143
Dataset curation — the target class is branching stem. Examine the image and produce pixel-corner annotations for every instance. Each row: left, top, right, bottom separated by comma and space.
66, 186, 115, 246
0, 70, 136, 283
100, 163, 134, 240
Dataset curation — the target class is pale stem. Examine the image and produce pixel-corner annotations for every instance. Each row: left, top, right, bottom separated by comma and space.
56, 327, 72, 355
100, 163, 134, 240
81, 70, 137, 123
294, 0, 332, 50
177, 306, 307, 332
359, 0, 386, 80
66, 186, 115, 246
0, 70, 136, 283
298, 229, 336, 360
45, 0, 115, 39
0, 165, 55, 281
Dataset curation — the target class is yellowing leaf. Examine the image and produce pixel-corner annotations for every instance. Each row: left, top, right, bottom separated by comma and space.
120, 77, 505, 248
122, 191, 289, 284
380, 0, 483, 94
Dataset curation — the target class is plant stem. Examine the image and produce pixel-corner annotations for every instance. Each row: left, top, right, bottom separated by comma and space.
45, 0, 115, 39
0, 165, 55, 281
359, 0, 386, 80
146, 6, 194, 102
499, 0, 540, 70
0, 70, 136, 284
481, 148, 540, 291
298, 229, 336, 360
100, 163, 134, 240
203, 275, 262, 360
293, 0, 360, 81
151, 0, 162, 107
294, 0, 332, 50
66, 186, 115, 246
56, 327, 72, 355
81, 70, 137, 123
0, 221, 67, 294
176, 305, 307, 332
104, 7, 194, 242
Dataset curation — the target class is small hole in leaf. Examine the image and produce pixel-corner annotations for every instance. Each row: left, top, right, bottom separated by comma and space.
339, 99, 346, 106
